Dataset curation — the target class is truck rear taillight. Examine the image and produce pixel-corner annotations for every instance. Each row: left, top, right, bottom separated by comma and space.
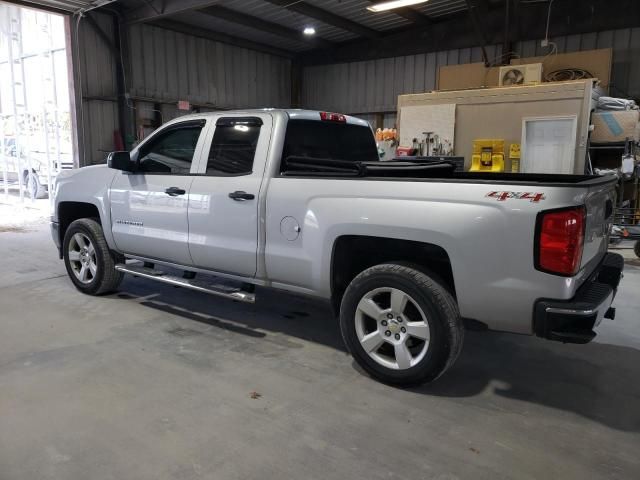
319, 111, 346, 122
535, 206, 585, 276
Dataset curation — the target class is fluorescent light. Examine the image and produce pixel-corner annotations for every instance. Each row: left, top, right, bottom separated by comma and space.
303, 26, 316, 35
367, 0, 429, 12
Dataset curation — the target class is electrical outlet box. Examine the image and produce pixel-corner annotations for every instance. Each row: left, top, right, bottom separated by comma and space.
540, 39, 549, 47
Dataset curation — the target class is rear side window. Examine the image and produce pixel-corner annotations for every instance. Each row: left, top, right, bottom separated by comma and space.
281, 119, 378, 172
138, 123, 203, 174
206, 117, 262, 176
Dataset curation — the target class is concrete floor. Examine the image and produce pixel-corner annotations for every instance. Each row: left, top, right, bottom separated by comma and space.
1, 223, 639, 480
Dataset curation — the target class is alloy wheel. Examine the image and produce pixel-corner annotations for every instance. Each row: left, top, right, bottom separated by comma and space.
354, 287, 431, 370
68, 233, 97, 284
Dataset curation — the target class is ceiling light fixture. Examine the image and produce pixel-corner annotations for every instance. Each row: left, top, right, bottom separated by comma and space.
303, 26, 316, 35
367, 0, 429, 13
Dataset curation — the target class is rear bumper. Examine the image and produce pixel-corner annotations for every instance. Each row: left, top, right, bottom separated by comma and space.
533, 253, 624, 344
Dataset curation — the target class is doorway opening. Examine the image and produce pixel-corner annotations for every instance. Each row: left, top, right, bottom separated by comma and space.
0, 1, 74, 208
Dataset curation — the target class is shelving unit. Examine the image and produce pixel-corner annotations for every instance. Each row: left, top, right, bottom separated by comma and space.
588, 139, 639, 227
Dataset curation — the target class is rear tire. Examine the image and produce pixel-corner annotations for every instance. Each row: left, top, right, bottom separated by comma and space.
340, 263, 463, 386
635, 240, 640, 259
63, 218, 124, 295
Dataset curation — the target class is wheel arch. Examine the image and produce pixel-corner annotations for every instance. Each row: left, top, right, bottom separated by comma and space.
330, 235, 455, 314
57, 201, 102, 253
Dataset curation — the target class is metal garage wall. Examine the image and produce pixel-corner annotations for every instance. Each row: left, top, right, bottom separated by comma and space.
515, 28, 640, 100
302, 27, 640, 115
74, 16, 291, 166
301, 45, 503, 115
128, 24, 291, 111
74, 12, 119, 166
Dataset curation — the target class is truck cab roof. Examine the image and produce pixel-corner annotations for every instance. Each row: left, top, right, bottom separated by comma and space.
163, 109, 371, 128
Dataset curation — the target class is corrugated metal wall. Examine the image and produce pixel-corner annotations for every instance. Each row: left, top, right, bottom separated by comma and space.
75, 15, 291, 165
75, 16, 638, 163
74, 12, 120, 166
302, 45, 503, 115
516, 29, 640, 100
301, 28, 640, 116
128, 24, 291, 111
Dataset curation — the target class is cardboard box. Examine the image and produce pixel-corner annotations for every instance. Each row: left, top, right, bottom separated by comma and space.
437, 48, 612, 91
591, 110, 640, 143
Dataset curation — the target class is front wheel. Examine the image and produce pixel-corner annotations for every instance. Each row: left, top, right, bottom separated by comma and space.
63, 218, 124, 295
340, 263, 464, 386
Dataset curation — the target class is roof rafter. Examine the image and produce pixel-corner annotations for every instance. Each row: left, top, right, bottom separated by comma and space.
125, 0, 222, 24
198, 5, 333, 48
264, 0, 382, 39
150, 19, 295, 58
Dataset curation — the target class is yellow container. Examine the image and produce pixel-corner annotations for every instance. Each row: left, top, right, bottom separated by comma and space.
470, 139, 505, 172
509, 143, 521, 173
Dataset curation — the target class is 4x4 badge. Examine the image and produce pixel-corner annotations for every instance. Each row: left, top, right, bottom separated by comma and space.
486, 191, 545, 202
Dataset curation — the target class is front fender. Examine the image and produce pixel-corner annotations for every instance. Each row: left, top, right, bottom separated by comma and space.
54, 165, 118, 250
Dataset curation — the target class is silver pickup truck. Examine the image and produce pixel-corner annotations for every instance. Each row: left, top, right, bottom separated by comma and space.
51, 109, 624, 385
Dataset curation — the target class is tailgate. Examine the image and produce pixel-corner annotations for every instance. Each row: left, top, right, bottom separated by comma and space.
581, 179, 616, 271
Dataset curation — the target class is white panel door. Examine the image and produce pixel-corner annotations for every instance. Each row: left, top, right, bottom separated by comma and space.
521, 116, 577, 174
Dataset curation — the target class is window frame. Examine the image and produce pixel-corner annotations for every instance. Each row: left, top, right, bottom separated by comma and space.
202, 116, 264, 177
131, 119, 207, 176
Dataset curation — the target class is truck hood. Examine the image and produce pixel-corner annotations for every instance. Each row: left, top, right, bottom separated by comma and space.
56, 163, 109, 181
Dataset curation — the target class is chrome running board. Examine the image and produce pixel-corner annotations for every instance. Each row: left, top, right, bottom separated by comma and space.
115, 262, 255, 303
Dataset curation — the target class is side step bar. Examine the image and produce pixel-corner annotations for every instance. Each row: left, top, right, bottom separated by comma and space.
115, 263, 255, 303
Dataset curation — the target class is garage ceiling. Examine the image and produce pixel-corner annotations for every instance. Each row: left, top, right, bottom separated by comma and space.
114, 0, 471, 53
16, 0, 640, 65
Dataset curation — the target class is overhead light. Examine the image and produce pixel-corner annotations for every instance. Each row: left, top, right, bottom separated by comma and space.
303, 26, 316, 35
367, 0, 429, 12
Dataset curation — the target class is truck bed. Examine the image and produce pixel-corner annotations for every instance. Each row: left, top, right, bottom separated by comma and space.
281, 156, 617, 187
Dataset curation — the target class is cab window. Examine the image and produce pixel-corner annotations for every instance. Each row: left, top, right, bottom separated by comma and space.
137, 122, 203, 174
206, 117, 262, 176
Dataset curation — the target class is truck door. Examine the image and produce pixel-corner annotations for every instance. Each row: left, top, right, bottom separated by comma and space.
110, 119, 209, 266
188, 114, 273, 277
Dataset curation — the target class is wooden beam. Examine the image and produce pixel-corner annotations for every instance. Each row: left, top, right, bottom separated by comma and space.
199, 6, 333, 48
265, 0, 382, 39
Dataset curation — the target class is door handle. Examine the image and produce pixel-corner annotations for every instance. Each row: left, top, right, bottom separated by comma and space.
165, 187, 186, 196
228, 191, 255, 201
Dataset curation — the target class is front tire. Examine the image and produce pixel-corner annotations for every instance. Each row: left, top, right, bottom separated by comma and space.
340, 263, 463, 386
63, 218, 124, 295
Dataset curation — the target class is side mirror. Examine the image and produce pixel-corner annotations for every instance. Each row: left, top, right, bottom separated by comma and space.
107, 151, 135, 172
